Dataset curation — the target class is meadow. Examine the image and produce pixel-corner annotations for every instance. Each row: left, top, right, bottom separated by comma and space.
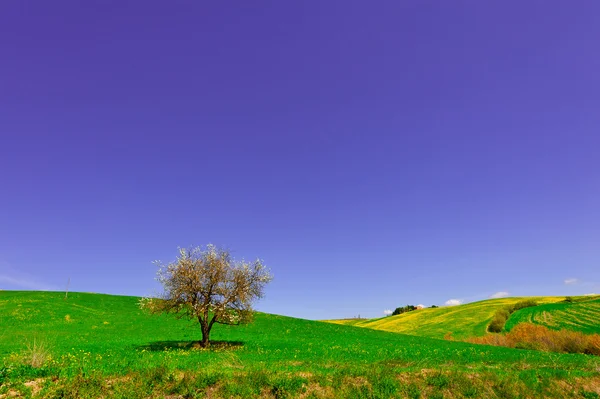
1, 291, 600, 398
325, 297, 564, 340
505, 297, 600, 334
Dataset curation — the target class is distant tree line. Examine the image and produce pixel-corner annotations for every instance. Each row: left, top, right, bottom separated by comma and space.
561, 295, 599, 304
391, 304, 437, 316
392, 305, 416, 315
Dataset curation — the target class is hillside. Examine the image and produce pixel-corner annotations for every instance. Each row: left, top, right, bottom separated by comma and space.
326, 297, 565, 340
505, 296, 600, 334
1, 291, 599, 398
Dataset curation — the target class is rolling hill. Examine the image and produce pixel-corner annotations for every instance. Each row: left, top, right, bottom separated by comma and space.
505, 296, 600, 334
1, 291, 599, 398
326, 296, 565, 340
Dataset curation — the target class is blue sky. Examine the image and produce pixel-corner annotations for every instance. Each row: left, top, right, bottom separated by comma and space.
1, 2, 599, 319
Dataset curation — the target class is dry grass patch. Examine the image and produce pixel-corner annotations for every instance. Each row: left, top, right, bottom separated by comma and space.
297, 383, 334, 399
575, 376, 600, 394
23, 379, 45, 397
469, 323, 600, 356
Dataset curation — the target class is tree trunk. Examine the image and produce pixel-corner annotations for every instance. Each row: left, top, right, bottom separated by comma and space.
199, 318, 211, 348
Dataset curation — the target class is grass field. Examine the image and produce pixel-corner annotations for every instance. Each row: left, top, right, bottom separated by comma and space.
325, 297, 565, 340
1, 291, 600, 398
505, 297, 600, 334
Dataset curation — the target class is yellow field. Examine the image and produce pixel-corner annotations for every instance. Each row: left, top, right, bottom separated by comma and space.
324, 296, 565, 340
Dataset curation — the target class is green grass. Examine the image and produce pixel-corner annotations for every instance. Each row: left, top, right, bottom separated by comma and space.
506, 297, 600, 334
1, 291, 599, 398
326, 297, 564, 340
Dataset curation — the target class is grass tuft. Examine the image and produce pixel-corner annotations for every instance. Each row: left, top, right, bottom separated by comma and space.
22, 338, 51, 368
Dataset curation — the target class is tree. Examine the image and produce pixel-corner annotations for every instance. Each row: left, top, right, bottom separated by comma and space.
141, 245, 273, 347
392, 305, 417, 316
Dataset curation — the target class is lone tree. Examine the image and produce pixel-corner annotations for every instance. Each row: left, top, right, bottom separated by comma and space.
141, 245, 272, 347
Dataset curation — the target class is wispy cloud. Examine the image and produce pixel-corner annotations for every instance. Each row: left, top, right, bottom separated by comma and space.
564, 278, 578, 285
383, 309, 393, 316
444, 299, 462, 306
0, 260, 58, 291
490, 291, 509, 299
0, 274, 58, 291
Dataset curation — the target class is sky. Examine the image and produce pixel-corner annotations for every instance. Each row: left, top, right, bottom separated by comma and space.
1, 1, 599, 320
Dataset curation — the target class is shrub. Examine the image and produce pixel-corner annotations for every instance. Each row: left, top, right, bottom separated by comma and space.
392, 305, 417, 316
586, 334, 600, 356
488, 300, 537, 333
511, 299, 538, 311
488, 309, 510, 333
562, 331, 589, 354
468, 334, 509, 347
471, 323, 600, 356
487, 319, 504, 333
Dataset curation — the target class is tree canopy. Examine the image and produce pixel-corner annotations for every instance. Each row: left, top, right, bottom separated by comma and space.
392, 305, 417, 316
141, 245, 273, 347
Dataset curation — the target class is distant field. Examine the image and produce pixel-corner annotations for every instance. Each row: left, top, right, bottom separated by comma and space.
1, 291, 599, 398
506, 297, 600, 334
321, 318, 367, 327
326, 297, 564, 340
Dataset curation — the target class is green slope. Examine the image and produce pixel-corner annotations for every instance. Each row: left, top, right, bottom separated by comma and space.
0, 291, 564, 363
1, 291, 599, 398
505, 296, 600, 334
326, 297, 564, 340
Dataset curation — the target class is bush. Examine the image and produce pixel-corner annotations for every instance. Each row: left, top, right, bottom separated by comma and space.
487, 319, 505, 333
561, 331, 589, 354
511, 299, 538, 311
487, 300, 537, 333
586, 335, 600, 356
471, 323, 600, 356
392, 305, 417, 316
488, 309, 510, 333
